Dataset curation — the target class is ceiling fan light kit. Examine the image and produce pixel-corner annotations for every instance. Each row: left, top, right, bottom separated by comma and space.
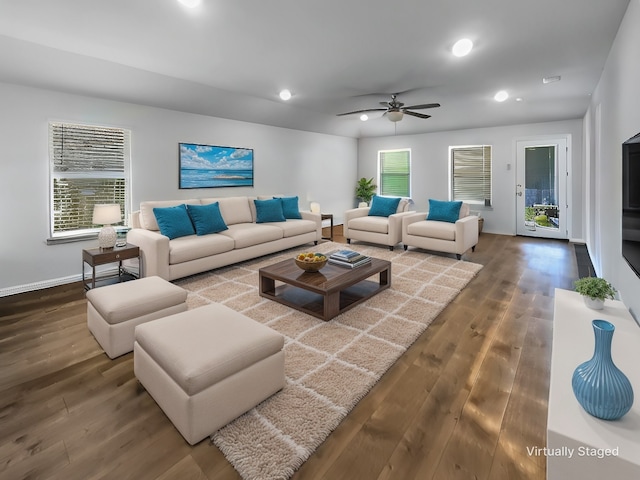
387, 111, 404, 122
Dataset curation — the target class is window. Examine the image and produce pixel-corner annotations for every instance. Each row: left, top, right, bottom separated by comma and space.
378, 149, 410, 197
49, 122, 131, 240
450, 145, 492, 205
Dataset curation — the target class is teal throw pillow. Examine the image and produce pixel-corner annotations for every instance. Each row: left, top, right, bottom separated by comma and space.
187, 202, 228, 235
153, 204, 195, 239
254, 198, 286, 223
276, 196, 302, 219
368, 195, 402, 217
427, 199, 463, 223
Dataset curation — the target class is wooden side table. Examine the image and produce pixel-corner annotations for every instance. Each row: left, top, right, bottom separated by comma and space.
321, 213, 334, 241
82, 243, 140, 290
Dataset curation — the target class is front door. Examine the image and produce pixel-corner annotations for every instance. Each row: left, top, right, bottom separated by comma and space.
516, 138, 568, 239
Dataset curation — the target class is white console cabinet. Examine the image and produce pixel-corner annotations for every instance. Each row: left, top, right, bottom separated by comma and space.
548, 289, 640, 479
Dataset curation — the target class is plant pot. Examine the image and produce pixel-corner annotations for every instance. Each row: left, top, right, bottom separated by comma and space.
583, 296, 604, 310
358, 202, 368, 208
571, 319, 634, 420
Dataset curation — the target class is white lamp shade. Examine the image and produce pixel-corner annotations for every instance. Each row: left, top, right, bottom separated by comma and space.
387, 111, 404, 122
93, 204, 121, 225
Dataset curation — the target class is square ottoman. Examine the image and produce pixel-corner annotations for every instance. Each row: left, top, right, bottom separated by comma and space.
86, 276, 188, 359
134, 303, 285, 445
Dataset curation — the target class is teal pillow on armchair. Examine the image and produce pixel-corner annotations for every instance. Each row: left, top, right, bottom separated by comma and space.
427, 199, 463, 223
368, 195, 402, 217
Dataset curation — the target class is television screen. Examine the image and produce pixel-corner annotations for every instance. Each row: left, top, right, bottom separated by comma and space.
179, 143, 254, 189
622, 132, 640, 278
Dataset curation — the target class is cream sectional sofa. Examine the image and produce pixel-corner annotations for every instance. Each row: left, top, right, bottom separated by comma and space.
127, 196, 322, 281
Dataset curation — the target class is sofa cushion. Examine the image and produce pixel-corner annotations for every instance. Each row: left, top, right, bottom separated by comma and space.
153, 204, 196, 239
202, 197, 253, 225
408, 220, 456, 241
369, 195, 402, 217
169, 233, 235, 264
187, 202, 228, 235
255, 198, 286, 223
220, 223, 284, 249
140, 199, 201, 231
348, 216, 390, 234
427, 199, 463, 223
270, 219, 317, 238
276, 196, 303, 219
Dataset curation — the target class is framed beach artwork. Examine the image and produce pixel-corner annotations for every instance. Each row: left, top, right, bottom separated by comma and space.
179, 143, 254, 189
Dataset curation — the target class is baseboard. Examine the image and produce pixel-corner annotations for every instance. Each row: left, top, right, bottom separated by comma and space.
0, 274, 83, 297
0, 266, 121, 297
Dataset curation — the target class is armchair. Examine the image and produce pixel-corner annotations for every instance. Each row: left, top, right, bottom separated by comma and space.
343, 197, 413, 251
402, 202, 478, 259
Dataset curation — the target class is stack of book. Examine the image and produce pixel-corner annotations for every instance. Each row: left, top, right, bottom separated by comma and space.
328, 249, 371, 268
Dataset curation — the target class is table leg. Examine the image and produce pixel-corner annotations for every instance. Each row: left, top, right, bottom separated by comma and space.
324, 291, 341, 320
259, 274, 276, 296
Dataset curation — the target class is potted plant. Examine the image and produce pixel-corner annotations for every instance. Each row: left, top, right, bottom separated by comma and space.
355, 177, 377, 207
574, 277, 616, 310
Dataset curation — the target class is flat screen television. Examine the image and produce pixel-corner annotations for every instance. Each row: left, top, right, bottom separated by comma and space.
622, 132, 640, 278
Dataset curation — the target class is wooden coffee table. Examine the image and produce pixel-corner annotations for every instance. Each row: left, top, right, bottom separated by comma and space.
258, 257, 391, 321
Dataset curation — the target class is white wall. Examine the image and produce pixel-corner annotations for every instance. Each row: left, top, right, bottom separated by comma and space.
585, 0, 640, 319
358, 120, 584, 237
0, 82, 357, 294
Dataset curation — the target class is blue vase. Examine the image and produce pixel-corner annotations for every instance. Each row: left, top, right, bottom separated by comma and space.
572, 319, 634, 420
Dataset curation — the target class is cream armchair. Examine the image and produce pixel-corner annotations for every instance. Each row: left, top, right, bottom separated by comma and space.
402, 202, 478, 259
344, 198, 413, 251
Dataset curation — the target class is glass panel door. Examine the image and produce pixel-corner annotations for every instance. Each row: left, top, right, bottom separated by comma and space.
516, 138, 567, 239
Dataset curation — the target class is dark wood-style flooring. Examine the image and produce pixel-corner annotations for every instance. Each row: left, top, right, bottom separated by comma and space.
0, 228, 578, 479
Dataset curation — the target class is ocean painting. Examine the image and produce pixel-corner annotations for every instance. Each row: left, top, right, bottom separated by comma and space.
179, 143, 254, 189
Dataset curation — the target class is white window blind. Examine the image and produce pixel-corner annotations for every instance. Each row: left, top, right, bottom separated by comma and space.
450, 145, 492, 205
49, 122, 130, 238
379, 149, 410, 197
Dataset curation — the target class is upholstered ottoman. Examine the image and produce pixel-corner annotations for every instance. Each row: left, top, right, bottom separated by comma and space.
86, 276, 188, 359
133, 303, 285, 445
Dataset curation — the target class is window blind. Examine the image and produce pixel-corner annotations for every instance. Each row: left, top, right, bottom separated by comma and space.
50, 122, 130, 236
379, 149, 410, 197
451, 145, 492, 205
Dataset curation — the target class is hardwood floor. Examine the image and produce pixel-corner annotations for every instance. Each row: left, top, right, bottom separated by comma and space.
0, 230, 578, 480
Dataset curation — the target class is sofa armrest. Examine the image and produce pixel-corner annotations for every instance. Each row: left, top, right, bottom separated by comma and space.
301, 211, 322, 241
455, 215, 479, 250
126, 228, 170, 280
388, 211, 415, 240
402, 212, 427, 236
344, 207, 369, 237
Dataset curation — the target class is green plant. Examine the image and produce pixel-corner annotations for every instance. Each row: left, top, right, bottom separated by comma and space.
355, 177, 377, 203
574, 277, 616, 301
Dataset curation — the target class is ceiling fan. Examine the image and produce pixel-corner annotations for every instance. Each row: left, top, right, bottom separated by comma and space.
336, 94, 440, 122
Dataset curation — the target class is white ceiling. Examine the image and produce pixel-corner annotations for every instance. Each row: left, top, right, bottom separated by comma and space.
0, 0, 630, 138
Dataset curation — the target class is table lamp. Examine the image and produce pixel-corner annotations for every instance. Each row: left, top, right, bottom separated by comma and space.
93, 204, 121, 249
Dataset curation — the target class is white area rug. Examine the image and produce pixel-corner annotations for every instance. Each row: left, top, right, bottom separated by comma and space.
174, 242, 482, 480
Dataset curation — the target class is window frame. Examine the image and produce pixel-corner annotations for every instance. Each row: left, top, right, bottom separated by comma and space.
48, 121, 131, 243
377, 148, 411, 198
448, 144, 492, 206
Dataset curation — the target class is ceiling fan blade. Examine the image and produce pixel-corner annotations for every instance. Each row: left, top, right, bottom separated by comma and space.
379, 101, 391, 107
336, 108, 387, 116
403, 110, 431, 119
403, 103, 441, 110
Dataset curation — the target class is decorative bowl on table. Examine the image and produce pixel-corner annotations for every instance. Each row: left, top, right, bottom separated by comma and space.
294, 253, 327, 272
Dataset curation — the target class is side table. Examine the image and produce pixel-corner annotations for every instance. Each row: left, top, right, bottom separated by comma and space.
321, 213, 334, 241
82, 243, 140, 290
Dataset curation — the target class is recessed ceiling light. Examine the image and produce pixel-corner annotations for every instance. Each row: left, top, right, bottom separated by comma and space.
360, 114, 369, 121
543, 75, 561, 84
494, 90, 509, 102
177, 0, 201, 8
279, 89, 292, 101
516, 97, 524, 102
452, 38, 474, 57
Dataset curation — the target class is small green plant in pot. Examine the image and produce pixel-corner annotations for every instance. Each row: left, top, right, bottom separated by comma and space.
574, 277, 616, 310
355, 177, 377, 206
